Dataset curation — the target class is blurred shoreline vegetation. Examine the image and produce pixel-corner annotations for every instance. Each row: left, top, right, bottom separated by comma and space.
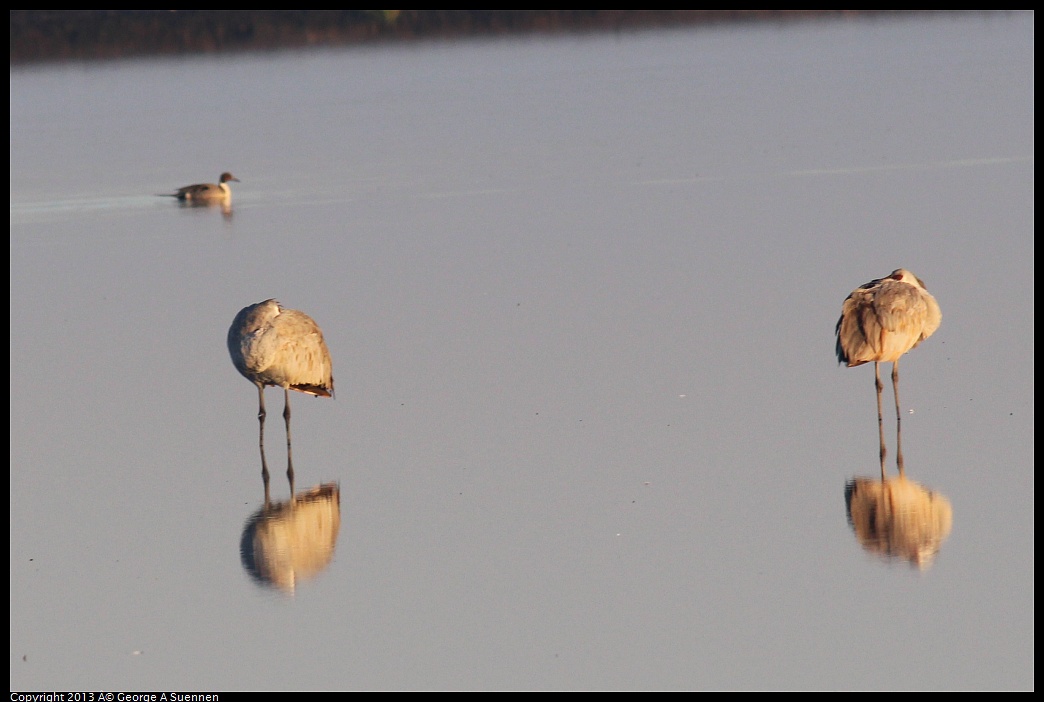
10, 10, 931, 65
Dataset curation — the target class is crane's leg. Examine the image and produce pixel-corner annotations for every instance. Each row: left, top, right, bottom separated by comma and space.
257, 385, 270, 498
892, 360, 904, 477
875, 362, 886, 480
284, 388, 295, 498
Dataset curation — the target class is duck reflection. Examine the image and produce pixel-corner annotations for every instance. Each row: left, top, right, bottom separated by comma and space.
177, 198, 233, 220
845, 475, 952, 570
240, 482, 342, 593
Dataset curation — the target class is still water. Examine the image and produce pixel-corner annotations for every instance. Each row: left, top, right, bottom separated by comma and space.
10, 12, 1033, 690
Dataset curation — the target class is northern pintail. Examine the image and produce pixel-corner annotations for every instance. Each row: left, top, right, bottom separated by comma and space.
168, 172, 240, 202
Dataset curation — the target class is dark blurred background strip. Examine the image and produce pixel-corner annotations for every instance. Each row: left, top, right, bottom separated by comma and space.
11, 10, 932, 65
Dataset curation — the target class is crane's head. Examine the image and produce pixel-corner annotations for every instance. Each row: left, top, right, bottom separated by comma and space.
889, 269, 928, 290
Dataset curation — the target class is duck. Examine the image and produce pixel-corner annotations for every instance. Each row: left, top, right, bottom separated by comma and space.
167, 172, 240, 202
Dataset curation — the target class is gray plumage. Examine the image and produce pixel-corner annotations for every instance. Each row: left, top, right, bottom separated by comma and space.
835, 269, 941, 478
228, 299, 334, 495
836, 268, 941, 367
228, 299, 334, 398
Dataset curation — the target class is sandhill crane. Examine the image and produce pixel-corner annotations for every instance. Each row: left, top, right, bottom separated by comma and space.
836, 269, 941, 478
166, 172, 240, 202
228, 299, 334, 495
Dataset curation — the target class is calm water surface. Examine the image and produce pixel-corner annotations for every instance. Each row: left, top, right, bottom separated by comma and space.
10, 12, 1033, 690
